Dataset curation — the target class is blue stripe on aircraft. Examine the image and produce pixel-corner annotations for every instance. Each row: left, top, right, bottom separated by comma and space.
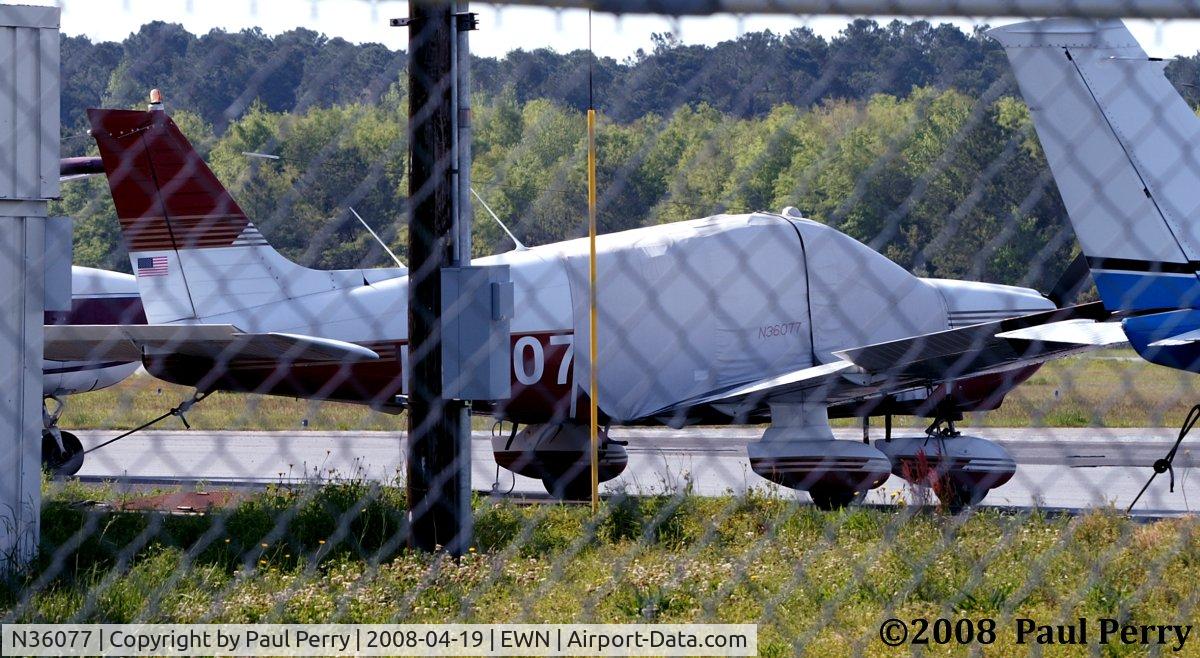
1092, 270, 1200, 311
1122, 309, 1200, 373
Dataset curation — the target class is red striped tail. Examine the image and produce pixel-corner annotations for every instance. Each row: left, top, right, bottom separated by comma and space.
86, 108, 250, 252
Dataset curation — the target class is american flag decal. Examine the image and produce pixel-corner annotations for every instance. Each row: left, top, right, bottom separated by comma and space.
136, 256, 169, 277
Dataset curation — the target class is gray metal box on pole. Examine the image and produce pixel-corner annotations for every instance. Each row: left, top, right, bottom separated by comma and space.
441, 265, 513, 400
0, 4, 60, 569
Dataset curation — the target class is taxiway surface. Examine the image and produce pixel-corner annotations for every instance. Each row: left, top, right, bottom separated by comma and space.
69, 427, 1200, 514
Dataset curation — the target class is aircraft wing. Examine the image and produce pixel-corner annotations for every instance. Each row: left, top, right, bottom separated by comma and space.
834, 302, 1118, 382
651, 302, 1120, 419
44, 324, 380, 363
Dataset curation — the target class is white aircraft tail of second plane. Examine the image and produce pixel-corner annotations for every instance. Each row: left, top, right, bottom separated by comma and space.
86, 106, 407, 325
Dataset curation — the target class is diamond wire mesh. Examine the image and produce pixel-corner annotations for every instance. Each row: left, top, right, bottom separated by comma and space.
3, 1, 1200, 654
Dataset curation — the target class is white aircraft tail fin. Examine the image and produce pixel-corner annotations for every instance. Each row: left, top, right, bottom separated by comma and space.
990, 19, 1200, 311
87, 107, 399, 324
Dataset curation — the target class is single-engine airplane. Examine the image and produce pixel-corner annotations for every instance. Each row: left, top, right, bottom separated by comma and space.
60, 94, 1127, 508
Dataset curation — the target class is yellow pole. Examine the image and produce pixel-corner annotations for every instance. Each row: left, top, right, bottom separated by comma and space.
587, 108, 599, 513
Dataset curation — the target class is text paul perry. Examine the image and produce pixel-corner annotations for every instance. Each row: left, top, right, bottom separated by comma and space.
1016, 618, 1191, 651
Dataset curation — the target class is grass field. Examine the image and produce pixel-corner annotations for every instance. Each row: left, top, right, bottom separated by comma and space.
969, 351, 1200, 428
5, 481, 1200, 656
58, 349, 1200, 432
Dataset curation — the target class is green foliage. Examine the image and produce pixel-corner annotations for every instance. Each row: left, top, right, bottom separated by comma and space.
206, 102, 408, 269
472, 501, 526, 552
599, 493, 698, 547
56, 175, 125, 272
473, 502, 592, 558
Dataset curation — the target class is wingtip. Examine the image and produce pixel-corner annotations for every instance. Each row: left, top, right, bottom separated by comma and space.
267, 332, 381, 361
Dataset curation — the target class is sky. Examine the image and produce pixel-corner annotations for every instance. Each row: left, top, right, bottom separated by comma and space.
18, 0, 1200, 59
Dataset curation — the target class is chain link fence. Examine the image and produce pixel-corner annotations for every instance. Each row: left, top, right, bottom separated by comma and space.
4, 0, 1200, 653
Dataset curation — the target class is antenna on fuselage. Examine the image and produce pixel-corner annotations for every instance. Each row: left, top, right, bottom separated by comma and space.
471, 187, 527, 251
348, 206, 406, 269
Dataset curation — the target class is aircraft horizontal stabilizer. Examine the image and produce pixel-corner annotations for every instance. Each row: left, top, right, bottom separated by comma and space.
681, 362, 858, 407
1148, 328, 1200, 348
994, 319, 1127, 346
44, 325, 380, 363
648, 361, 859, 422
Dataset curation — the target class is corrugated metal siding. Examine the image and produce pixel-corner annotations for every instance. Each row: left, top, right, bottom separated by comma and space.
0, 7, 58, 201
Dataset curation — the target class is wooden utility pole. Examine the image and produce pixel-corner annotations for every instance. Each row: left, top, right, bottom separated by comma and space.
405, 1, 471, 555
